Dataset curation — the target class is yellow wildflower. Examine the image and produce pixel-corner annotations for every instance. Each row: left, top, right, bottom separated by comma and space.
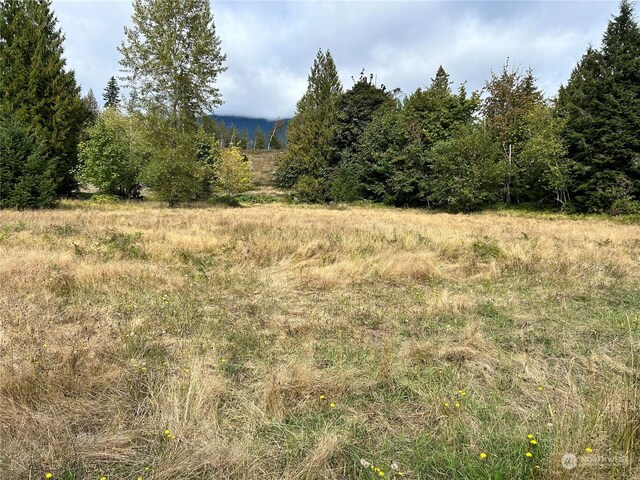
585, 447, 592, 454
45, 474, 53, 479
454, 402, 461, 408
527, 434, 534, 439
525, 452, 533, 458
529, 439, 538, 445
319, 395, 326, 399
329, 402, 336, 408
479, 452, 487, 459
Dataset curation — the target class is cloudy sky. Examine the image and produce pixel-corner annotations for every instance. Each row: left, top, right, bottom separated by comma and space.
52, 0, 622, 119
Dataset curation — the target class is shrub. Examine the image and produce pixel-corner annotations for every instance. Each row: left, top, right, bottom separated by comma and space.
77, 109, 145, 198
292, 175, 326, 203
213, 146, 253, 196
609, 197, 640, 216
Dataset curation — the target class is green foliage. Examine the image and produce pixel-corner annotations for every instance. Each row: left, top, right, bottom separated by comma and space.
254, 126, 266, 149
141, 119, 203, 206
559, 0, 640, 212
292, 175, 326, 203
329, 161, 362, 202
77, 109, 145, 198
275, 49, 342, 189
354, 105, 425, 205
89, 194, 121, 205
609, 197, 640, 215
354, 67, 479, 206
519, 104, 571, 206
82, 89, 99, 125
405, 66, 481, 149
119, 0, 227, 126
103, 76, 121, 109
0, 0, 87, 196
331, 72, 393, 169
483, 62, 548, 204
428, 124, 503, 212
0, 116, 56, 209
214, 146, 253, 196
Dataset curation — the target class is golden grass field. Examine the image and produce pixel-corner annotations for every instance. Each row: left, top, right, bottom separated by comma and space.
0, 201, 638, 479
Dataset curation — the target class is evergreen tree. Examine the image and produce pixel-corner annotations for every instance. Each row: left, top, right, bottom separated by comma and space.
0, 0, 87, 196
330, 72, 393, 169
238, 127, 249, 149
254, 125, 266, 149
83, 89, 100, 124
0, 115, 57, 209
274, 49, 342, 191
559, 0, 640, 212
354, 67, 480, 206
103, 76, 121, 109
405, 66, 480, 149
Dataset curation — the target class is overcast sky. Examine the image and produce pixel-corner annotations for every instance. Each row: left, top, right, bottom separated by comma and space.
51, 0, 622, 119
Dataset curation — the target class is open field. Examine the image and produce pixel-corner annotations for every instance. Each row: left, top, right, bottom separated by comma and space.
0, 202, 638, 479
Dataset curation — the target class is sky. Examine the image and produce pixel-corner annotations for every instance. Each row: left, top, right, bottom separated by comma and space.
51, 0, 623, 119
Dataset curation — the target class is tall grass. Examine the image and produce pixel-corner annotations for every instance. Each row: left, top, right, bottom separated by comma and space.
0, 201, 638, 479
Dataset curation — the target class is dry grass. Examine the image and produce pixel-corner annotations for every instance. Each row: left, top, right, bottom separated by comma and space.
0, 202, 638, 479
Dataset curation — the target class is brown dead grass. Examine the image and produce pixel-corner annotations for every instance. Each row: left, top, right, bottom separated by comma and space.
0, 202, 638, 479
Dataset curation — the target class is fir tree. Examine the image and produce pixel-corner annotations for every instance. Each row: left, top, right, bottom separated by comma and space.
0, 0, 87, 196
274, 49, 342, 190
103, 76, 121, 109
253, 125, 266, 149
83, 89, 100, 124
559, 0, 640, 212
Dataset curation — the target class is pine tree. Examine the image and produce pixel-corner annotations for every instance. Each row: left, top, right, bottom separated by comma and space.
253, 125, 265, 149
559, 0, 640, 212
103, 76, 121, 109
238, 127, 249, 149
0, 0, 87, 197
83, 89, 100, 124
274, 49, 342, 190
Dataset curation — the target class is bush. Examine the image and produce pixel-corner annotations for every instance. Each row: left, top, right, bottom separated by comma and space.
77, 109, 145, 198
0, 117, 56, 209
609, 197, 640, 216
292, 175, 326, 203
89, 194, 121, 205
143, 150, 202, 207
213, 146, 253, 196
428, 124, 502, 212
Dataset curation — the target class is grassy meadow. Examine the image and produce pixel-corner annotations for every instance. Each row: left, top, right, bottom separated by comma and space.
0, 201, 638, 479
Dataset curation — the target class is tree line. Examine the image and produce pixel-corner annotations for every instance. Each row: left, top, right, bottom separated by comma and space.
276, 0, 640, 213
1, 0, 638, 213
1, 0, 251, 208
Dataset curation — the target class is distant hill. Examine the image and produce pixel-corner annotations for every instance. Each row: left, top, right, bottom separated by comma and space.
211, 115, 290, 145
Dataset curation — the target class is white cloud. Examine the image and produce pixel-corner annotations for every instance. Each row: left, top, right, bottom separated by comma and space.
52, 0, 621, 118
